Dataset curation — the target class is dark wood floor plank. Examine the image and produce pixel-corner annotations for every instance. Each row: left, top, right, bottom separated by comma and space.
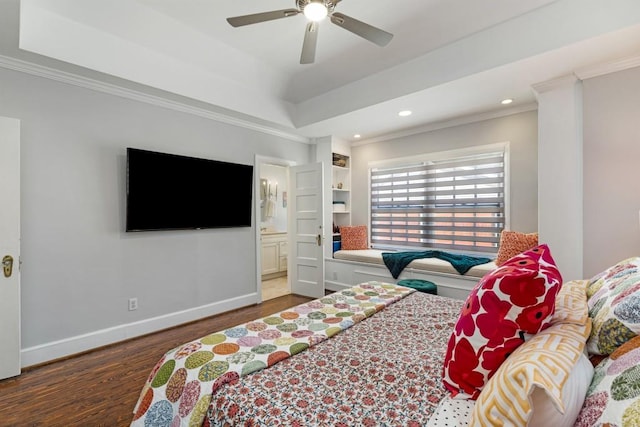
0, 294, 312, 427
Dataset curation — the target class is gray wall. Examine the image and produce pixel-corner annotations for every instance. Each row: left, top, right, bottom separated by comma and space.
583, 66, 640, 277
350, 111, 539, 237
0, 67, 310, 351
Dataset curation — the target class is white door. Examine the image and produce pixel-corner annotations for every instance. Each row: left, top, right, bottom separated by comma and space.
289, 163, 324, 298
0, 117, 21, 379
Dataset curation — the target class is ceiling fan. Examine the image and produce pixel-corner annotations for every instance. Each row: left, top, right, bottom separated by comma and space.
226, 0, 394, 64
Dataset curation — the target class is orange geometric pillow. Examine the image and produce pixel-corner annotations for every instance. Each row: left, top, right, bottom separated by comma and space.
495, 230, 539, 266
340, 225, 368, 250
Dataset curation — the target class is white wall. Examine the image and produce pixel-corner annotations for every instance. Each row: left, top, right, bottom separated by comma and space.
350, 111, 539, 235
534, 76, 583, 282
583, 66, 640, 277
0, 67, 310, 364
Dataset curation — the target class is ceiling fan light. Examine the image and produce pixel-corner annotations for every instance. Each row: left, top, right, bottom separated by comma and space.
304, 2, 328, 22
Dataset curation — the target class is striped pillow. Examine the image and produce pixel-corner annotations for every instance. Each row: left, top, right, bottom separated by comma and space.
470, 281, 592, 426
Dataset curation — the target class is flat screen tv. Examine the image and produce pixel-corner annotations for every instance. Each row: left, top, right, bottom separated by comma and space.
126, 148, 253, 232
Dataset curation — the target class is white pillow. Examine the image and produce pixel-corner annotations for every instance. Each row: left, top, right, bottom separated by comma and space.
529, 352, 593, 427
430, 353, 592, 427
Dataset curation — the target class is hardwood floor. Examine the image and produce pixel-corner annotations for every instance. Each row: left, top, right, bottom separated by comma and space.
0, 294, 312, 427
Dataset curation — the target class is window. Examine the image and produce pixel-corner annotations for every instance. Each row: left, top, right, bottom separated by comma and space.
370, 144, 506, 254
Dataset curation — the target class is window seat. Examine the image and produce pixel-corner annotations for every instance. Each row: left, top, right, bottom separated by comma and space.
326, 249, 497, 300
333, 249, 496, 278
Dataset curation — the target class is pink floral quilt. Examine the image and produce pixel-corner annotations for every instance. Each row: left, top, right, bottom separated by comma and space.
203, 288, 463, 426
131, 282, 434, 427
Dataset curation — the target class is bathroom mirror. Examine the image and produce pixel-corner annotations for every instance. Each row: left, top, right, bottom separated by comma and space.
260, 178, 267, 201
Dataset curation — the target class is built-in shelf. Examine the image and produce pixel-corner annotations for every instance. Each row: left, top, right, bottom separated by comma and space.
318, 142, 352, 259
331, 152, 351, 244
332, 153, 349, 168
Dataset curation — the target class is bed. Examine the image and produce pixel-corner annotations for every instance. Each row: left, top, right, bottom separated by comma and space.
130, 283, 461, 426
131, 249, 640, 427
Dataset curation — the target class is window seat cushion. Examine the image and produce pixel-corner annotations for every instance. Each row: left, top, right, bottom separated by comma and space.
334, 249, 496, 278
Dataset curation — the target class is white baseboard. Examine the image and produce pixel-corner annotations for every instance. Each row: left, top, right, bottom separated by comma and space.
325, 281, 351, 292
21, 293, 259, 368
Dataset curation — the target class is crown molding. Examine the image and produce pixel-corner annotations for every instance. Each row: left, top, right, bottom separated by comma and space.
351, 102, 538, 146
0, 54, 311, 144
531, 55, 640, 96
531, 74, 580, 95
574, 55, 640, 80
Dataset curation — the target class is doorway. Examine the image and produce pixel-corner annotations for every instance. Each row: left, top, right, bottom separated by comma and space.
255, 157, 293, 301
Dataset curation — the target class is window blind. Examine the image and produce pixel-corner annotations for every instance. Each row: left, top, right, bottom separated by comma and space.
370, 150, 505, 254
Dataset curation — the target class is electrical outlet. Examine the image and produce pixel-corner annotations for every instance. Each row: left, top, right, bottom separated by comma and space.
128, 297, 138, 311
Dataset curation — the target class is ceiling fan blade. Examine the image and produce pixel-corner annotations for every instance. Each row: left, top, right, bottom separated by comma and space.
330, 12, 393, 46
300, 22, 319, 64
227, 9, 300, 27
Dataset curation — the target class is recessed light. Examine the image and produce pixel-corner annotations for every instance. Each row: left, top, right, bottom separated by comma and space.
398, 110, 412, 117
353, 134, 361, 139
501, 98, 513, 105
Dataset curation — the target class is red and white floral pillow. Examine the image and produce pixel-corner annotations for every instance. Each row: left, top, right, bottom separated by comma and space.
442, 244, 563, 400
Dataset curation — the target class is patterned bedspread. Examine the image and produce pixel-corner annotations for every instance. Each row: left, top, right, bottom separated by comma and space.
206, 288, 463, 426
132, 282, 451, 427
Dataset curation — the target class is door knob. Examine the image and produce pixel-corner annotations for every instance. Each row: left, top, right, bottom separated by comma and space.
2, 255, 13, 278
316, 234, 322, 246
